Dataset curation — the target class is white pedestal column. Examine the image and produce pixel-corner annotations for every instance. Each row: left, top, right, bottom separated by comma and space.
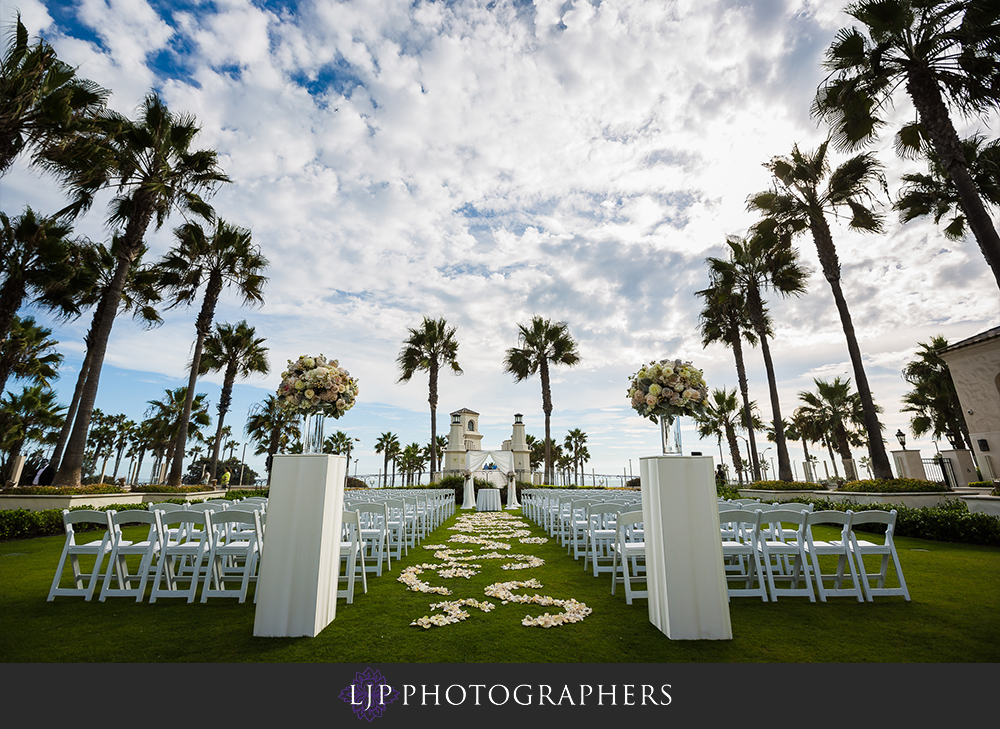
461, 474, 476, 509
253, 454, 346, 638
640, 455, 732, 641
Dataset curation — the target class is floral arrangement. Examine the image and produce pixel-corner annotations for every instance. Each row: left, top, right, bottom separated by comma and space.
627, 357, 709, 423
277, 354, 358, 418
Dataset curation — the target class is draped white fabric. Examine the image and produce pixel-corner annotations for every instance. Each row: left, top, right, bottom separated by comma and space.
462, 451, 516, 509
465, 450, 514, 473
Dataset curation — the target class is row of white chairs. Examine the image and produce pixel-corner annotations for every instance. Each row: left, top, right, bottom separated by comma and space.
718, 505, 910, 603
47, 499, 268, 604
521, 491, 910, 607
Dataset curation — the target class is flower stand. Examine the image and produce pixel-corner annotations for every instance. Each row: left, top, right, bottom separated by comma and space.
253, 454, 346, 637
640, 455, 732, 640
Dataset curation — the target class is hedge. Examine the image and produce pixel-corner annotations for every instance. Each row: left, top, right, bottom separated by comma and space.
836, 478, 947, 493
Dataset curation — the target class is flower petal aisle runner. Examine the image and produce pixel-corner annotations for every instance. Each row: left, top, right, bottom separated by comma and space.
399, 511, 592, 629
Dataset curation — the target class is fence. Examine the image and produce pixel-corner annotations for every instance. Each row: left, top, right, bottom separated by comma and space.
922, 457, 958, 489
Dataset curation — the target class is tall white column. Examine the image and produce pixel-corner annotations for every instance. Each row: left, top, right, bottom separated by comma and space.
253, 454, 346, 638
640, 455, 732, 640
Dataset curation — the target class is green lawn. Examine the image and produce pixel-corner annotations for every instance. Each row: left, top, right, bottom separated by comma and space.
2, 508, 997, 663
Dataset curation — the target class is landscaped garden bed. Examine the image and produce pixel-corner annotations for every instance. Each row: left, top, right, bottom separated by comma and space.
0, 485, 229, 512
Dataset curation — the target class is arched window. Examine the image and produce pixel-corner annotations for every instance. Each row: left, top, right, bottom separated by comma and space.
468, 420, 476, 431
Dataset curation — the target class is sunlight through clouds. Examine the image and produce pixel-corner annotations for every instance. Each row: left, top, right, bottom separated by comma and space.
3, 0, 997, 477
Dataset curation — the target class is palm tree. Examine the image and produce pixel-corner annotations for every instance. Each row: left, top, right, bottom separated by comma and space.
695, 269, 763, 480
812, 0, 1000, 287
198, 320, 269, 482
791, 406, 825, 482
502, 316, 580, 485
706, 234, 807, 481
0, 315, 62, 395
563, 428, 588, 486
0, 13, 109, 176
427, 434, 447, 476
798, 376, 875, 480
0, 384, 64, 483
0, 207, 85, 355
142, 387, 211, 481
749, 140, 893, 479
387, 439, 401, 487
52, 92, 229, 487
402, 442, 425, 486
396, 316, 463, 479
158, 219, 267, 487
245, 395, 298, 485
107, 415, 136, 482
375, 432, 399, 488
693, 387, 762, 486
901, 335, 970, 449
324, 430, 359, 470
895, 133, 1000, 241
48, 237, 163, 471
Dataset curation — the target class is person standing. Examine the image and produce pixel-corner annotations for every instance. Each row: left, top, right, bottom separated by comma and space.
33, 460, 56, 486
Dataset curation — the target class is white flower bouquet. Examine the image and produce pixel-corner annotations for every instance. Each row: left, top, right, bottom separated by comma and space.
627, 357, 708, 424
276, 354, 359, 418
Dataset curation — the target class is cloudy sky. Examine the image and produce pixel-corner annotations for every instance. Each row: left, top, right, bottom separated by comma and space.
4, 0, 998, 484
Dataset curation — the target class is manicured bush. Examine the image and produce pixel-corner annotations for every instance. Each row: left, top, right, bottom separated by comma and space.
837, 478, 946, 493
793, 497, 1000, 546
135, 484, 222, 494
748, 480, 818, 491
2, 483, 127, 496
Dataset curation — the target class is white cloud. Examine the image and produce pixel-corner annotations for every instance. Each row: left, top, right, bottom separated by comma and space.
4, 0, 997, 478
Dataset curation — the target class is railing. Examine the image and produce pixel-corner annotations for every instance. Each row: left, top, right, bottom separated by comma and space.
922, 457, 957, 489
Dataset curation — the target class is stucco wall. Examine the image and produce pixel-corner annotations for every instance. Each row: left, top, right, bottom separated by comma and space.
940, 335, 1000, 481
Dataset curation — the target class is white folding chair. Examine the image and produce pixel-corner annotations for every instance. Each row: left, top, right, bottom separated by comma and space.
611, 510, 647, 605
803, 510, 864, 602
382, 498, 408, 561
150, 510, 213, 603
47, 510, 114, 602
718, 509, 768, 601
200, 509, 261, 603
848, 510, 911, 601
568, 499, 597, 560
355, 501, 391, 576
99, 510, 160, 602
585, 503, 621, 577
757, 509, 815, 602
339, 510, 368, 604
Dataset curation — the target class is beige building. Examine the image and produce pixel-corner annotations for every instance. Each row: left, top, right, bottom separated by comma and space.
938, 326, 1000, 483
442, 409, 532, 483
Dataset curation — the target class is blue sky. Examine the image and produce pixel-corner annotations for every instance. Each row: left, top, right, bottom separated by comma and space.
3, 0, 998, 483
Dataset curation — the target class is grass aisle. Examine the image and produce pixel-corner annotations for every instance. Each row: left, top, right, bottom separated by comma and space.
1, 506, 998, 662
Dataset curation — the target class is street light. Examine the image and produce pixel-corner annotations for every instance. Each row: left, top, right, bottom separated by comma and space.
895, 429, 907, 450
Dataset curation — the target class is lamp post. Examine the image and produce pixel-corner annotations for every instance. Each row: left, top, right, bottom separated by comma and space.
895, 429, 907, 450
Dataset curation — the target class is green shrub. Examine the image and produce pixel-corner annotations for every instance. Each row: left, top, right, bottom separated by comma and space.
967, 481, 994, 488
790, 497, 1000, 546
837, 478, 945, 493
748, 480, 818, 491
136, 484, 220, 494
2, 483, 127, 496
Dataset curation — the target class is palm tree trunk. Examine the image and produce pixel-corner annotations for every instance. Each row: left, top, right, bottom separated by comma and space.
907, 68, 1000, 289
749, 299, 793, 481
428, 360, 438, 478
724, 422, 744, 486
728, 316, 762, 480
208, 364, 237, 482
51, 256, 133, 486
540, 360, 553, 485
810, 218, 892, 480
49, 338, 93, 471
168, 279, 221, 487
